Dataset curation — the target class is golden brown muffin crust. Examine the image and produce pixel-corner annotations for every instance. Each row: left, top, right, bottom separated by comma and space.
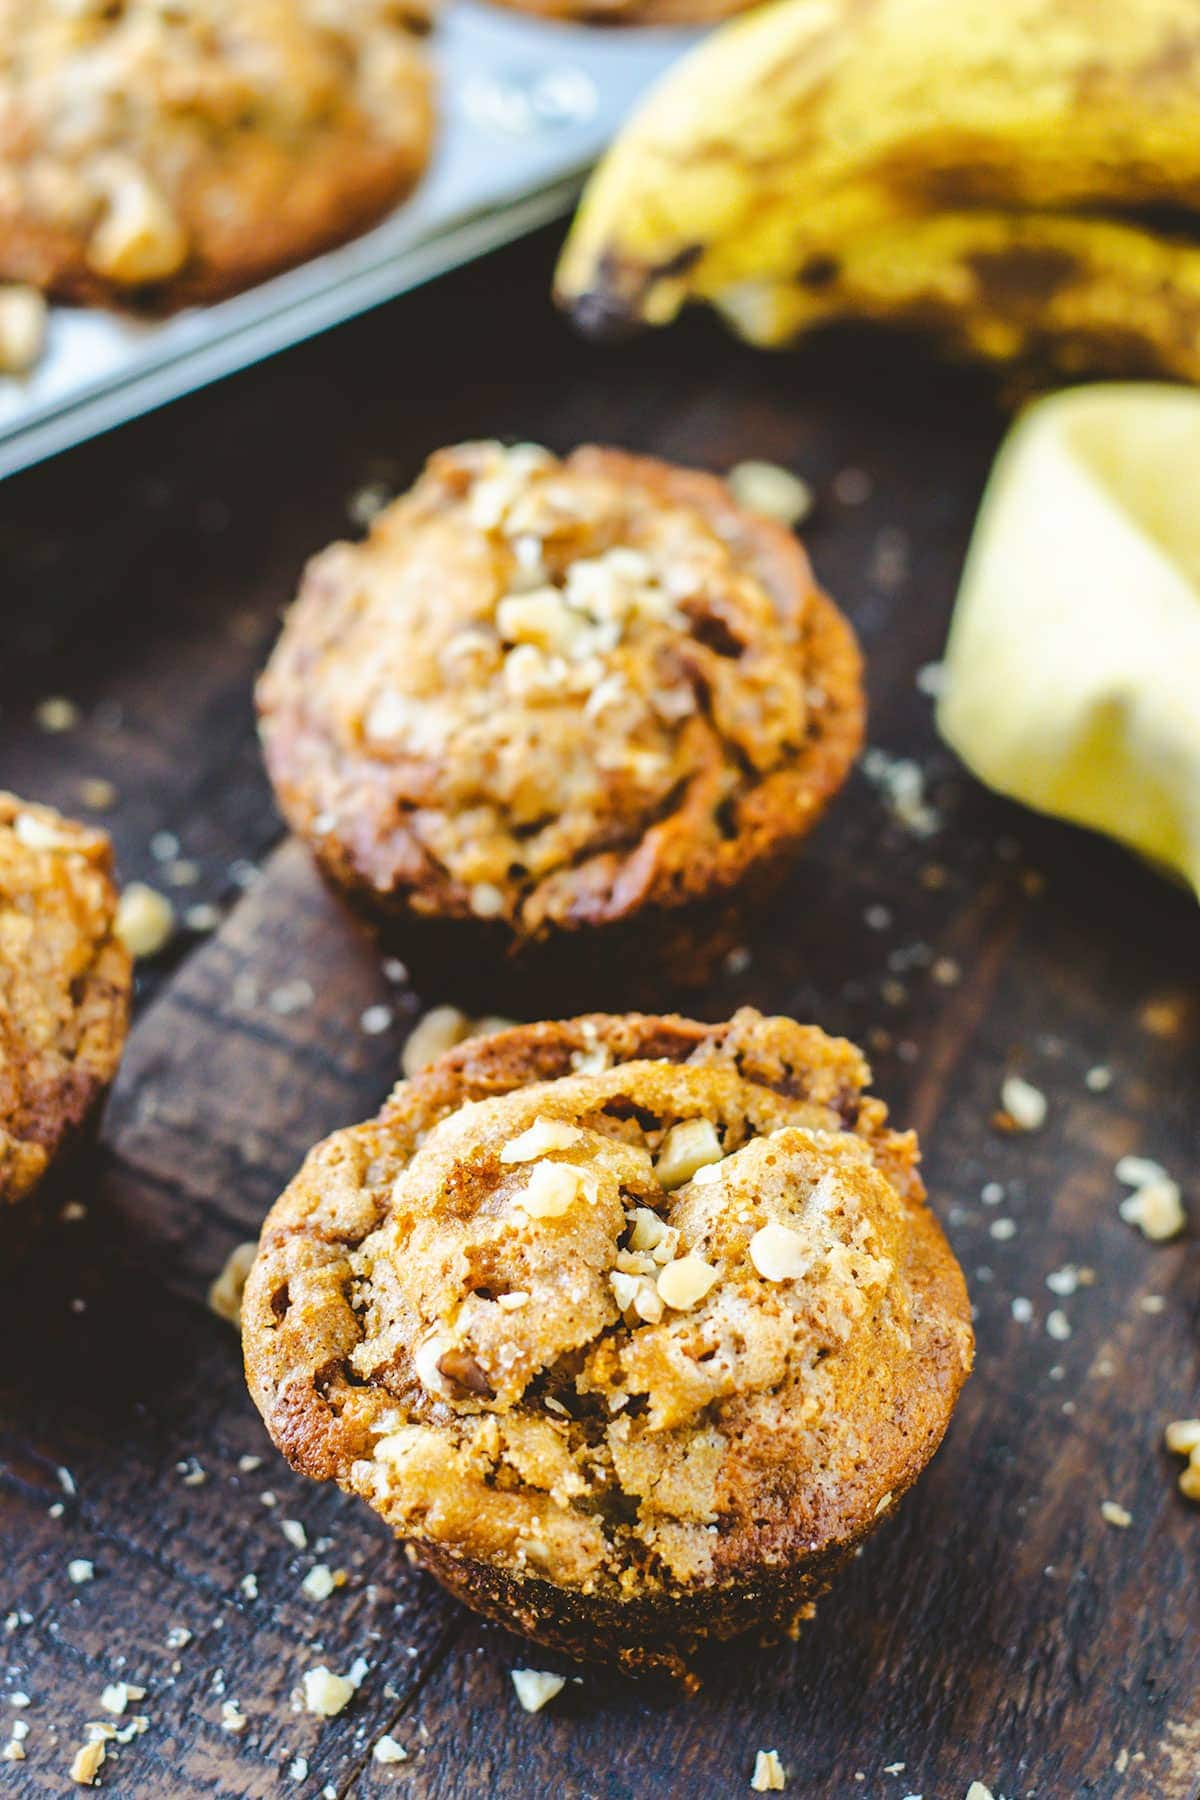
0, 0, 434, 308
0, 792, 131, 1210
244, 1011, 972, 1669
257, 443, 864, 960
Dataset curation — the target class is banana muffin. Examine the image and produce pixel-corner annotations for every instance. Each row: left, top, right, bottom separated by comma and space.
487, 0, 753, 23
257, 442, 864, 1003
243, 1009, 972, 1679
0, 0, 435, 309
0, 793, 131, 1235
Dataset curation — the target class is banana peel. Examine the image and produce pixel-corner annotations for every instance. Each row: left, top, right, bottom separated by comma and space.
938, 384, 1200, 896
556, 0, 1200, 380
715, 211, 1200, 383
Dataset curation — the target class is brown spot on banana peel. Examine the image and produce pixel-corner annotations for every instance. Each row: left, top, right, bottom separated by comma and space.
558, 243, 704, 341
965, 245, 1080, 307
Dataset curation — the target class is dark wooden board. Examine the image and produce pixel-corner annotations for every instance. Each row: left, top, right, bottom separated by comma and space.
1, 226, 1198, 1800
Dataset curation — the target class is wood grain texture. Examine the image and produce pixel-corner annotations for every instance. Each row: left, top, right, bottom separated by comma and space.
1, 226, 1197, 1800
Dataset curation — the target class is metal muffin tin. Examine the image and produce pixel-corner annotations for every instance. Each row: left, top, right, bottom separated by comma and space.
0, 3, 692, 481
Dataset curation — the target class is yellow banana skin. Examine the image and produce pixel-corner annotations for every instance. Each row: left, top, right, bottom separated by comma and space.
556, 0, 1200, 375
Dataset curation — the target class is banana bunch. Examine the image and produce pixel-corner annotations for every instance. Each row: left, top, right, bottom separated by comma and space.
555, 0, 1200, 381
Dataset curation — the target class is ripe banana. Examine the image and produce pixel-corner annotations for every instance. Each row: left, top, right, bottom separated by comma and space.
556, 0, 1200, 379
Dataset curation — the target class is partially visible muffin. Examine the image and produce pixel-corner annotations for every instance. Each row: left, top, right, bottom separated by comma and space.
486, 0, 753, 22
0, 0, 435, 309
0, 794, 131, 1229
257, 442, 864, 1002
244, 1009, 972, 1679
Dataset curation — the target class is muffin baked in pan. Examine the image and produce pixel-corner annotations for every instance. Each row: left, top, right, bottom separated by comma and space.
0, 792, 131, 1241
487, 0, 754, 22
243, 1008, 973, 1679
257, 442, 864, 1004
0, 0, 435, 309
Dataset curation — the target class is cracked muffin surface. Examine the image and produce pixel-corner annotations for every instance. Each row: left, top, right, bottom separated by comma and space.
0, 793, 131, 1213
244, 1010, 972, 1674
0, 0, 434, 308
257, 443, 863, 990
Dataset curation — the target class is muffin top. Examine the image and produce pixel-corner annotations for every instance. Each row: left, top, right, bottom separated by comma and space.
0, 0, 433, 304
257, 443, 863, 936
245, 1011, 973, 1596
0, 793, 131, 1208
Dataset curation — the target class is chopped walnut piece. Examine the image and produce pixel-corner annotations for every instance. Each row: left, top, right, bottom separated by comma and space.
207, 1241, 258, 1328
69, 1737, 106, 1784
99, 1682, 145, 1716
748, 1222, 808, 1282
401, 1007, 519, 1079
656, 1253, 719, 1311
1165, 1419, 1200, 1502
14, 810, 76, 851
500, 1118, 583, 1163
513, 1162, 585, 1220
750, 1747, 787, 1790
86, 155, 188, 285
0, 285, 46, 376
655, 1118, 723, 1189
401, 1005, 470, 1077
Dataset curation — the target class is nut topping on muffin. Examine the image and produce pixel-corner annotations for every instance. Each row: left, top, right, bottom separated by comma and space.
0, 0, 435, 309
0, 792, 131, 1219
244, 1010, 972, 1678
257, 444, 864, 998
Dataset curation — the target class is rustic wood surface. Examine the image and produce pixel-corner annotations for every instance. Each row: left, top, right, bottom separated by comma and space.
1, 225, 1198, 1800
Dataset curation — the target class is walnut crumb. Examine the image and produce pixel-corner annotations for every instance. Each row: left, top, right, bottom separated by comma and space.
1116, 1157, 1185, 1241
999, 1075, 1046, 1132
751, 1748, 787, 1790
301, 1564, 343, 1601
115, 883, 175, 959
511, 1669, 565, 1714
373, 1735, 408, 1764
727, 460, 813, 528
220, 1700, 247, 1734
99, 1682, 145, 1716
301, 1667, 356, 1718
186, 896, 223, 928
69, 1737, 106, 1785
1165, 1419, 1200, 1501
